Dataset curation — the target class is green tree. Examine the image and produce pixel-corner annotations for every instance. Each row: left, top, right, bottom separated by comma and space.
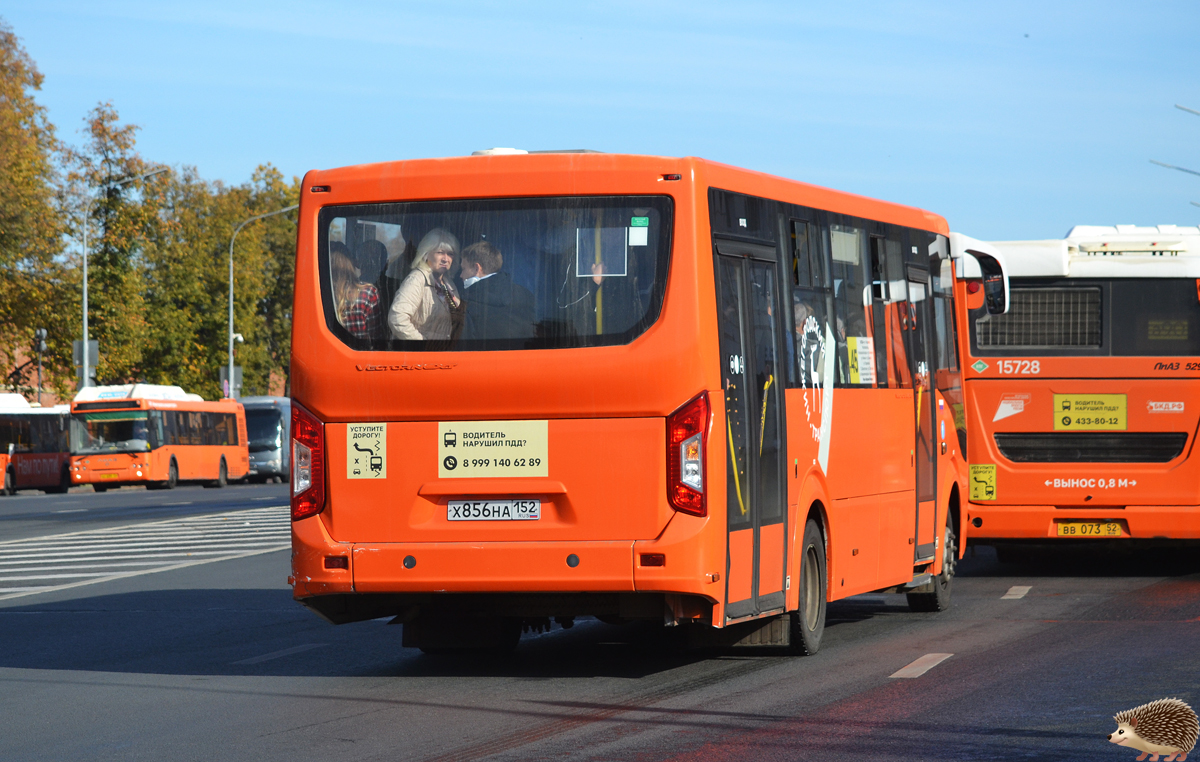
0, 19, 69, 397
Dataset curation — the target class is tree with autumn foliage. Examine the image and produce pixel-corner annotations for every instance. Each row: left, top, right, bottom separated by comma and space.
0, 20, 69, 397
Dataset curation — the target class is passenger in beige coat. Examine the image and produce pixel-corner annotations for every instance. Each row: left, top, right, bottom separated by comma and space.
388, 228, 463, 341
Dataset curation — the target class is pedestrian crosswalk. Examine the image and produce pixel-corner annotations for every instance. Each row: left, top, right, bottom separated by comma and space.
0, 506, 291, 601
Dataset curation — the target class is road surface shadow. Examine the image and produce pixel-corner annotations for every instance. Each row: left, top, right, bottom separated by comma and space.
958, 542, 1200, 578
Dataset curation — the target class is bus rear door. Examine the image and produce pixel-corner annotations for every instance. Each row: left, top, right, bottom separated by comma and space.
715, 239, 788, 621
902, 260, 939, 561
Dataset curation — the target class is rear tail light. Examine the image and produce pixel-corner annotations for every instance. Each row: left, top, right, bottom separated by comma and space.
667, 393, 709, 517
291, 400, 326, 521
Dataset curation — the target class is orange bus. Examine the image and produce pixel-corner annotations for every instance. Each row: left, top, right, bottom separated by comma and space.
289, 151, 1007, 652
0, 395, 71, 495
69, 384, 249, 491
960, 224, 1200, 549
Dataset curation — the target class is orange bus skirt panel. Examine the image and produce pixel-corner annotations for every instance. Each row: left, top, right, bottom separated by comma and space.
758, 522, 785, 596
966, 504, 1200, 540
291, 512, 354, 598
726, 528, 755, 603
350, 541, 637, 593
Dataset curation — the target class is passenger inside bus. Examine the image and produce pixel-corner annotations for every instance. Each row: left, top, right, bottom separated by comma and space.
388, 228, 464, 342
330, 243, 385, 342
459, 241, 536, 341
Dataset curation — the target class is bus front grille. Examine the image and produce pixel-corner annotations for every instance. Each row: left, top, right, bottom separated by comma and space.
994, 432, 1188, 463
976, 287, 1101, 348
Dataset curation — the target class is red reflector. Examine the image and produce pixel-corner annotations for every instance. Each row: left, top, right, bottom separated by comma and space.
967, 281, 981, 294
661, 173, 682, 181
324, 556, 348, 570
310, 185, 330, 193
640, 553, 666, 567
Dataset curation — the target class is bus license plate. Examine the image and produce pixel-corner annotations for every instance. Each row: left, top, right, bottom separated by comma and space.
1056, 521, 1122, 537
447, 500, 540, 521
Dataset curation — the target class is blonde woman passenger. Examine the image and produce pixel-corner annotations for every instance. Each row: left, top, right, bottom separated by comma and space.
388, 228, 464, 341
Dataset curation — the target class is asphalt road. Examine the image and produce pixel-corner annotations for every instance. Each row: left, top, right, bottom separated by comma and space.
0, 493, 1197, 761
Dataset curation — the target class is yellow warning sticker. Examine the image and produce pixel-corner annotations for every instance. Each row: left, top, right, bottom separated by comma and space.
969, 464, 996, 501
347, 423, 387, 479
1053, 394, 1126, 431
438, 420, 548, 478
846, 336, 876, 385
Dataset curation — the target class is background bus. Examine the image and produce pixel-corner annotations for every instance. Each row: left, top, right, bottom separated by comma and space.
0, 394, 71, 495
959, 224, 1200, 548
69, 384, 249, 491
288, 152, 1007, 653
242, 396, 291, 483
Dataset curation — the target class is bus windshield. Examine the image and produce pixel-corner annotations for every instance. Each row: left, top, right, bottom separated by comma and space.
318, 195, 673, 351
245, 408, 283, 453
973, 278, 1200, 356
70, 411, 150, 454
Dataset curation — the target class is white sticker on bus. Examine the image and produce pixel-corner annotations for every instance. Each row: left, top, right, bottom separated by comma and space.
1147, 401, 1184, 413
347, 423, 387, 479
993, 393, 1030, 422
1043, 477, 1137, 489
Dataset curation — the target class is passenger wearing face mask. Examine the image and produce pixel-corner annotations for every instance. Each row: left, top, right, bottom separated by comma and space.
459, 241, 536, 342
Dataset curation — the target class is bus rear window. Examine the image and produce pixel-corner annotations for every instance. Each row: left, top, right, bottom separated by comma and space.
317, 196, 672, 351
974, 278, 1200, 356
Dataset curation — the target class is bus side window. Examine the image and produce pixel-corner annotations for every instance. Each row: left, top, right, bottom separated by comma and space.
790, 220, 830, 389
829, 222, 874, 388
148, 411, 164, 449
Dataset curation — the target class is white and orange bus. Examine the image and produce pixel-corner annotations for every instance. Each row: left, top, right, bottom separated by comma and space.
288, 151, 1009, 652
960, 224, 1200, 549
0, 395, 71, 495
69, 384, 249, 491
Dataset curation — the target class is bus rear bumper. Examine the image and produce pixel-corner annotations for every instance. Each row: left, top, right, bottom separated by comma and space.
966, 503, 1200, 540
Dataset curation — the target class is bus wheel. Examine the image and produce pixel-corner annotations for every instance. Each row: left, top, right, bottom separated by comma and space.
204, 459, 227, 489
789, 518, 827, 655
162, 460, 178, 490
907, 523, 956, 613
1, 469, 13, 496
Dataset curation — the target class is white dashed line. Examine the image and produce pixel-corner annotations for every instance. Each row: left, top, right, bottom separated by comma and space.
890, 653, 953, 678
54, 509, 87, 514
232, 643, 326, 665
1002, 585, 1032, 600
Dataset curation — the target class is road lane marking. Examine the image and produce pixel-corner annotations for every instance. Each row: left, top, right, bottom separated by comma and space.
54, 509, 88, 514
889, 653, 953, 678
1002, 585, 1032, 599
0, 506, 289, 600
232, 643, 326, 665
162, 501, 193, 506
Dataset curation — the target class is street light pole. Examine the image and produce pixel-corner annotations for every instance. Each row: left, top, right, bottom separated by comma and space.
227, 204, 298, 398
79, 166, 168, 390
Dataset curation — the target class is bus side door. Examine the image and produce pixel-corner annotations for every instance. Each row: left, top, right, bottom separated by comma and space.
715, 240, 788, 621
903, 260, 939, 561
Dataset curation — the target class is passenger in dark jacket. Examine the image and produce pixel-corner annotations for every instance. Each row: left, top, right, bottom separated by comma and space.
459, 241, 536, 341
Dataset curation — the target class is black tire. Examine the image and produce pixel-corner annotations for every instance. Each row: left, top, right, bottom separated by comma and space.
2, 469, 14, 496
908, 522, 956, 612
163, 460, 178, 490
204, 459, 227, 489
789, 518, 827, 655
44, 466, 70, 494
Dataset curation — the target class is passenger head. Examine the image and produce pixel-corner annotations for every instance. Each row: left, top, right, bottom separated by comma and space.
460, 241, 503, 279
357, 240, 388, 285
330, 245, 360, 319
413, 228, 460, 276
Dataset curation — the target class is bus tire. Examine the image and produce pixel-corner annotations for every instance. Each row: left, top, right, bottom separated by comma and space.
789, 518, 827, 656
160, 459, 178, 490
204, 458, 228, 489
907, 522, 956, 613
44, 465, 71, 494
2, 469, 14, 496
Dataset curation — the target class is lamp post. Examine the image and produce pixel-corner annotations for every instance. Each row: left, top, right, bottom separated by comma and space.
79, 166, 168, 389
227, 204, 298, 398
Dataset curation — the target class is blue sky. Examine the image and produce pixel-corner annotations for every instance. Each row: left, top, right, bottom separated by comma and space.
6, 1, 1199, 239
